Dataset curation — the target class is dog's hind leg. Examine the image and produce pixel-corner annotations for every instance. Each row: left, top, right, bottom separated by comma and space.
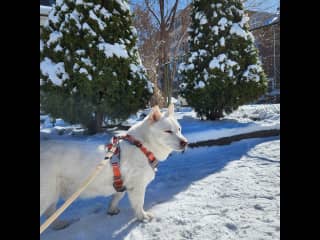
107, 192, 125, 215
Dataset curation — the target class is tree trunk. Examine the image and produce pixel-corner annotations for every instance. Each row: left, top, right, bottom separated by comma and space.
207, 109, 223, 120
87, 111, 104, 135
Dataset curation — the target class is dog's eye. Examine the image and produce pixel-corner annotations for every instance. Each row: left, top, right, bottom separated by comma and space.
178, 128, 181, 132
165, 130, 173, 134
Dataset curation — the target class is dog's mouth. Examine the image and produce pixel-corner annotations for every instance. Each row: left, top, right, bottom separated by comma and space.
174, 145, 188, 152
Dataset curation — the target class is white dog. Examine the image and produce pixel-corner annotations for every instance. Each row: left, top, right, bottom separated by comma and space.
40, 104, 188, 229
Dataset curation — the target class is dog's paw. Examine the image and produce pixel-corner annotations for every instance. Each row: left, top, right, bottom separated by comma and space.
107, 207, 120, 216
136, 211, 154, 222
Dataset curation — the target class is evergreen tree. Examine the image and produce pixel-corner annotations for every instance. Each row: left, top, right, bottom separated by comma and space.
179, 0, 267, 120
40, 0, 153, 134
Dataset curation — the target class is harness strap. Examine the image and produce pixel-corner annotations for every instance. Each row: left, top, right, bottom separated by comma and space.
105, 136, 126, 192
122, 135, 159, 169
105, 135, 158, 192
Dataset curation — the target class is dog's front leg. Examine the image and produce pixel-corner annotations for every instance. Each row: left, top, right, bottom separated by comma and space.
107, 192, 125, 215
127, 185, 153, 222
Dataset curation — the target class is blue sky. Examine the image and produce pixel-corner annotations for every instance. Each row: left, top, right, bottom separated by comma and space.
130, 0, 191, 11
130, 0, 279, 13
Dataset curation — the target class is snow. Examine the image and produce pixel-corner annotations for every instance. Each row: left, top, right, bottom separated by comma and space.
219, 37, 225, 47
41, 136, 279, 240
40, 58, 69, 86
194, 81, 205, 89
171, 97, 178, 104
97, 42, 129, 59
116, 104, 279, 144
146, 80, 154, 94
60, 3, 68, 12
227, 59, 238, 68
79, 68, 89, 75
47, 31, 62, 46
179, 63, 194, 72
209, 54, 226, 69
70, 10, 82, 29
239, 15, 250, 27
213, 11, 217, 18
230, 23, 248, 39
40, 106, 280, 237
81, 57, 93, 67
48, 9, 59, 25
89, 10, 106, 30
209, 54, 239, 73
40, 104, 279, 239
211, 26, 219, 35
200, 16, 208, 25
40, 40, 44, 52
73, 63, 80, 71
54, 44, 63, 52
195, 11, 207, 25
40, 104, 279, 148
242, 64, 263, 82
99, 7, 112, 19
56, 0, 64, 6
198, 49, 207, 56
76, 49, 85, 55
188, 51, 198, 62
82, 23, 97, 36
130, 26, 138, 37
115, 0, 130, 12
129, 64, 138, 73
218, 17, 229, 31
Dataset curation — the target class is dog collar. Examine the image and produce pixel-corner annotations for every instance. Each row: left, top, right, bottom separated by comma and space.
122, 134, 158, 169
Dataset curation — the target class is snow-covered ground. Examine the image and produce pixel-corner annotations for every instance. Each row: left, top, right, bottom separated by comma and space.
41, 137, 280, 240
40, 104, 280, 144
40, 104, 280, 239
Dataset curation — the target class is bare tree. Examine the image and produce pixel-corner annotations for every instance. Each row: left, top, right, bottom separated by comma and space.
143, 0, 179, 105
132, 3, 165, 107
167, 5, 190, 100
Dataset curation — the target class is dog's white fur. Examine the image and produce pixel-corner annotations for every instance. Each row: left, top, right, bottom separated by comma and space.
40, 104, 187, 228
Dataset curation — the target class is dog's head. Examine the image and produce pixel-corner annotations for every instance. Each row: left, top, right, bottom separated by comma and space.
146, 104, 188, 152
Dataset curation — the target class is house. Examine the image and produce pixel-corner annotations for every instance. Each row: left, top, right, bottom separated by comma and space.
248, 10, 280, 93
40, 0, 54, 29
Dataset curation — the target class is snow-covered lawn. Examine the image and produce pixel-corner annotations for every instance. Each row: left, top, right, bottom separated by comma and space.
40, 104, 280, 239
40, 104, 280, 144
41, 137, 279, 240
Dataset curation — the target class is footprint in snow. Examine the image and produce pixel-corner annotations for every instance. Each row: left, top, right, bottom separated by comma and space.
225, 223, 238, 231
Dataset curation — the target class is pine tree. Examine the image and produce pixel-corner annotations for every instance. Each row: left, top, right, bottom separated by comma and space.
40, 0, 153, 134
179, 0, 267, 120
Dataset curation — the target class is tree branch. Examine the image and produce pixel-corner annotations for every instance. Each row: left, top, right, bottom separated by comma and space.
144, 0, 161, 26
159, 0, 165, 22
167, 0, 179, 31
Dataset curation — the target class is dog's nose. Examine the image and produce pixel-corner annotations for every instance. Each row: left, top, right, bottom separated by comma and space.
180, 140, 188, 147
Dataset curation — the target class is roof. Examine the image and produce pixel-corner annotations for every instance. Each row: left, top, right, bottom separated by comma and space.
40, 5, 51, 16
40, 0, 55, 6
248, 10, 280, 30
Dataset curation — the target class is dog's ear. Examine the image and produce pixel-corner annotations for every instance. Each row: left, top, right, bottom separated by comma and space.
148, 105, 162, 123
165, 103, 174, 117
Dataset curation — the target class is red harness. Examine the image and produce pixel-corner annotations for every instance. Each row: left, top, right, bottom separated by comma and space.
105, 135, 158, 192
